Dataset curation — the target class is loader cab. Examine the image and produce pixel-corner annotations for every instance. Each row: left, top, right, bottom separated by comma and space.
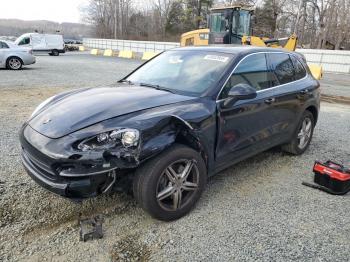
209, 6, 254, 45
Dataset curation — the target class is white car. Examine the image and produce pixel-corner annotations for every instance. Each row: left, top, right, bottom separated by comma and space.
0, 40, 36, 70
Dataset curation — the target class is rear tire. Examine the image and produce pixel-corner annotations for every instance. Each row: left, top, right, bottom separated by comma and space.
133, 144, 207, 221
282, 110, 315, 155
50, 49, 59, 56
6, 57, 23, 70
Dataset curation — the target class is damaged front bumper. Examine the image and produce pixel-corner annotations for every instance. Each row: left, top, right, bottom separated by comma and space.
19, 124, 137, 199
21, 150, 117, 198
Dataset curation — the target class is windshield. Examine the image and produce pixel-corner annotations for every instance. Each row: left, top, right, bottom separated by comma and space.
210, 10, 251, 36
209, 12, 230, 33
126, 50, 233, 96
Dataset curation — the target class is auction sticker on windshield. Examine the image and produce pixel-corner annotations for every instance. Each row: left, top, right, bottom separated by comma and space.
204, 55, 229, 63
169, 56, 183, 64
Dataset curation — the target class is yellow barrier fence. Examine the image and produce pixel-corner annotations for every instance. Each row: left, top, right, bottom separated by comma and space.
142, 52, 159, 60
90, 49, 99, 55
118, 50, 134, 59
103, 49, 114, 56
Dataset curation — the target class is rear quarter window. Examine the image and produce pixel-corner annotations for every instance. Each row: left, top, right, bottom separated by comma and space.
290, 55, 307, 80
269, 53, 295, 85
0, 42, 9, 49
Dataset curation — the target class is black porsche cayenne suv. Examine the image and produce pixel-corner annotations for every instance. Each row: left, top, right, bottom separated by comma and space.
20, 46, 320, 221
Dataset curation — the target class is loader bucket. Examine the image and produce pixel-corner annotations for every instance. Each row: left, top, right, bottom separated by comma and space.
308, 63, 323, 80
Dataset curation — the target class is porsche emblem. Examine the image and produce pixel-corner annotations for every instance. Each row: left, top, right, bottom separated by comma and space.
42, 119, 51, 125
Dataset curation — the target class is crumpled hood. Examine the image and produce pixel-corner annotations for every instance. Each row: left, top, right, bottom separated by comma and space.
29, 85, 194, 138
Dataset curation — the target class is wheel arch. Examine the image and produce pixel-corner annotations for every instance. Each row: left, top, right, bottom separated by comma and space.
51, 49, 59, 56
171, 116, 209, 170
139, 115, 210, 171
6, 55, 23, 65
6, 56, 23, 69
305, 105, 318, 124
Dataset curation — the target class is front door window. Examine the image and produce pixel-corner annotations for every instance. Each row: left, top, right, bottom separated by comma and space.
219, 53, 275, 99
18, 37, 30, 45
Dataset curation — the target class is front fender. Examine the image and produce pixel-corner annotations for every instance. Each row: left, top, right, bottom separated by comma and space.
139, 116, 210, 169
68, 98, 217, 174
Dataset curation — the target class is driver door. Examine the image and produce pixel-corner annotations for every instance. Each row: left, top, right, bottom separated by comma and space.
215, 53, 280, 171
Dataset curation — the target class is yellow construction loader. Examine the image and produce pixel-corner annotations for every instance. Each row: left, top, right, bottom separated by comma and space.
180, 4, 322, 80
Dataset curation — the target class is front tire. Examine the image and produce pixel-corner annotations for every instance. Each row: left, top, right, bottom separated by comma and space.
282, 110, 315, 155
6, 57, 23, 70
133, 144, 207, 221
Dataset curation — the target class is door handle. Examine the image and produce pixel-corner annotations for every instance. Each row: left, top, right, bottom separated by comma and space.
264, 98, 275, 104
300, 89, 309, 95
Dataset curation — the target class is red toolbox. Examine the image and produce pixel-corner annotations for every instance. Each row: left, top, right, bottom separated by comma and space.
312, 161, 350, 195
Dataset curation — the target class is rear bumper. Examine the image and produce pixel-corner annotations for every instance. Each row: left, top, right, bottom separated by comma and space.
23, 55, 36, 66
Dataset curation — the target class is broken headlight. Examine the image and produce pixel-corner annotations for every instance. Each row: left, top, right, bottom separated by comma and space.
77, 128, 140, 151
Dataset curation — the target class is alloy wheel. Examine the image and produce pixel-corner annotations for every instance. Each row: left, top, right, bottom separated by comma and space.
297, 117, 312, 149
9, 58, 21, 70
156, 159, 199, 211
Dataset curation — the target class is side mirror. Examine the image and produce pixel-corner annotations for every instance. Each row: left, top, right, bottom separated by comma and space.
223, 83, 257, 108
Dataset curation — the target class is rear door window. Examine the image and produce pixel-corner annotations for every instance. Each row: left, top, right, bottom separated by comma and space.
290, 55, 307, 80
220, 53, 275, 99
269, 53, 295, 85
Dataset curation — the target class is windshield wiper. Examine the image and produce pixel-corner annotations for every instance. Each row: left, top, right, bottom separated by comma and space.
139, 83, 176, 94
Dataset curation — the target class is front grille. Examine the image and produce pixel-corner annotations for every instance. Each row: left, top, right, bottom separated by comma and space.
22, 149, 57, 180
20, 130, 58, 181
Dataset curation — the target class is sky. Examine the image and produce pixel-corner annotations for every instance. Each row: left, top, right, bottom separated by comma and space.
0, 0, 90, 23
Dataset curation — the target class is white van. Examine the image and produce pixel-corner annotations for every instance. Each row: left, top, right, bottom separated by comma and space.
15, 33, 65, 56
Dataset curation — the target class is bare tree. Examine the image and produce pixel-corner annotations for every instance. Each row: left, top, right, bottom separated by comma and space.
81, 0, 350, 49
153, 0, 173, 37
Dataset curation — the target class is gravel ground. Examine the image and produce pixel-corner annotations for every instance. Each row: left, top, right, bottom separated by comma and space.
320, 73, 350, 98
0, 51, 349, 99
0, 53, 350, 261
0, 52, 143, 90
